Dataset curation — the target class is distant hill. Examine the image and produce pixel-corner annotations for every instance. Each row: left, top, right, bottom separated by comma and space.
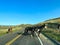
45, 17, 60, 24
34, 17, 60, 27
0, 24, 32, 29
0, 25, 9, 29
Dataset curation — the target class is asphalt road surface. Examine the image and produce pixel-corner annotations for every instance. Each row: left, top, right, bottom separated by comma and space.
11, 34, 41, 45
0, 30, 57, 45
0, 29, 24, 45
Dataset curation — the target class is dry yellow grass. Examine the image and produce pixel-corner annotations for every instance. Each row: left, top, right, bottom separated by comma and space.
0, 27, 23, 36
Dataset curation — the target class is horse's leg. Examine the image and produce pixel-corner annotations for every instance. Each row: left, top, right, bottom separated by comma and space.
8, 30, 10, 33
38, 31, 40, 37
30, 30, 32, 37
11, 30, 13, 33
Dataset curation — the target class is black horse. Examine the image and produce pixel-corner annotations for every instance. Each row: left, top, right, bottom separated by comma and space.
24, 27, 35, 36
36, 24, 45, 36
24, 24, 45, 36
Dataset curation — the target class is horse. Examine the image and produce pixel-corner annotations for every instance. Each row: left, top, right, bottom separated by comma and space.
24, 27, 35, 36
36, 24, 45, 36
24, 24, 45, 36
7, 27, 12, 33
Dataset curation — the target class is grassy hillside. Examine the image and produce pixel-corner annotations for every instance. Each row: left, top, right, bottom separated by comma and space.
33, 17, 60, 43
45, 17, 60, 23
40, 17, 60, 42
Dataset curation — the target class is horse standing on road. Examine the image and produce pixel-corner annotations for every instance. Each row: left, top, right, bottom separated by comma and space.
24, 27, 35, 36
37, 24, 45, 36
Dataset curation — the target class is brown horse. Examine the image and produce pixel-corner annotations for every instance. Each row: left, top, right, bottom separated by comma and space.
8, 27, 12, 33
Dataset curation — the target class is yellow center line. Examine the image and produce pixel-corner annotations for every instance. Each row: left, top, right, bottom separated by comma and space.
5, 35, 21, 45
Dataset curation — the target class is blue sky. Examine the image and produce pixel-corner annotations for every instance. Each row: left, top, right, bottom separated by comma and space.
0, 0, 60, 25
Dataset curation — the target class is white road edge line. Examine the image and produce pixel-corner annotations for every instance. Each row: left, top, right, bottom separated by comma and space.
35, 32, 43, 45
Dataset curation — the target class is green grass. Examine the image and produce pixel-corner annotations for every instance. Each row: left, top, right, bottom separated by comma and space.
44, 33, 60, 42
0, 32, 6, 36
42, 28, 60, 42
0, 29, 7, 36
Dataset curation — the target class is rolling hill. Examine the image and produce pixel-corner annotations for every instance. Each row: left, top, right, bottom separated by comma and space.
44, 17, 60, 24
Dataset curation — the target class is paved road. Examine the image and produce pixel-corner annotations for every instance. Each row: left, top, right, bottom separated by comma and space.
0, 30, 41, 45
11, 34, 41, 45
0, 29, 24, 45
39, 33, 56, 45
0, 30, 57, 45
